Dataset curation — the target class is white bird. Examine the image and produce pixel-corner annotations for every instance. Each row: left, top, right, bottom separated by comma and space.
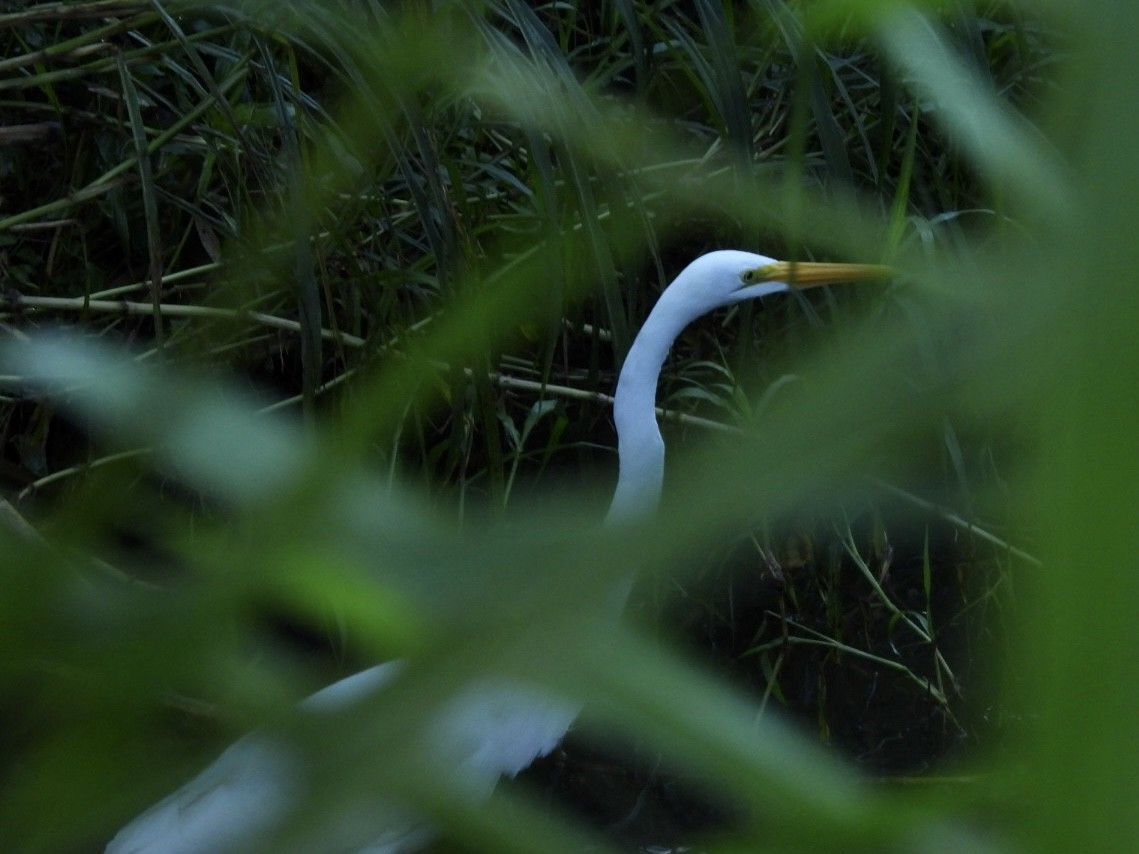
106, 250, 886, 853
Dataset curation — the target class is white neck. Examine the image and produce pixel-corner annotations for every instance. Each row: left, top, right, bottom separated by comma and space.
605, 296, 692, 523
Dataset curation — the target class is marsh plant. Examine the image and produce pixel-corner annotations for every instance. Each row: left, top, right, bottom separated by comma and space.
0, 1, 1131, 852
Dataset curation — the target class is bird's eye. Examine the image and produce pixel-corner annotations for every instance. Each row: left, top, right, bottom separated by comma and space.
741, 269, 757, 284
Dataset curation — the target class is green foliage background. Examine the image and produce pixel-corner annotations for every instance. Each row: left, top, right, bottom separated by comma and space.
0, 0, 1131, 852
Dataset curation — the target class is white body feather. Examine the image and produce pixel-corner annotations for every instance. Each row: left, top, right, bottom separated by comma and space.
107, 250, 793, 852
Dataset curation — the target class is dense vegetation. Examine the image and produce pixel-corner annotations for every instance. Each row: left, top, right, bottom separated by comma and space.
1, 1, 1132, 852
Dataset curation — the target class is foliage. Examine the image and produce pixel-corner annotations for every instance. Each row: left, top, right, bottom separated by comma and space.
0, 0, 1126, 852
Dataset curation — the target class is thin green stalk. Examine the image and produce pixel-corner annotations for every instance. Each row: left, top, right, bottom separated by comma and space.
118, 49, 165, 353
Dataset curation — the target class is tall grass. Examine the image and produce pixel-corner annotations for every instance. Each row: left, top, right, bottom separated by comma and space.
0, 0, 1128, 852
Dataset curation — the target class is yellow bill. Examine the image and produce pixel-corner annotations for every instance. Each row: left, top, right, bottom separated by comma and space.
756, 261, 893, 289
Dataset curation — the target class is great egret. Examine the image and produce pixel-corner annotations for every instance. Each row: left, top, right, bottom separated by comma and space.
106, 250, 886, 853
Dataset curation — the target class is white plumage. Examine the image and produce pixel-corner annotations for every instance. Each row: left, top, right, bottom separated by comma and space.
107, 250, 882, 852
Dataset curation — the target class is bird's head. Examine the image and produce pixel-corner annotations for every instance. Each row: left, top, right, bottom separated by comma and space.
661, 249, 891, 316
